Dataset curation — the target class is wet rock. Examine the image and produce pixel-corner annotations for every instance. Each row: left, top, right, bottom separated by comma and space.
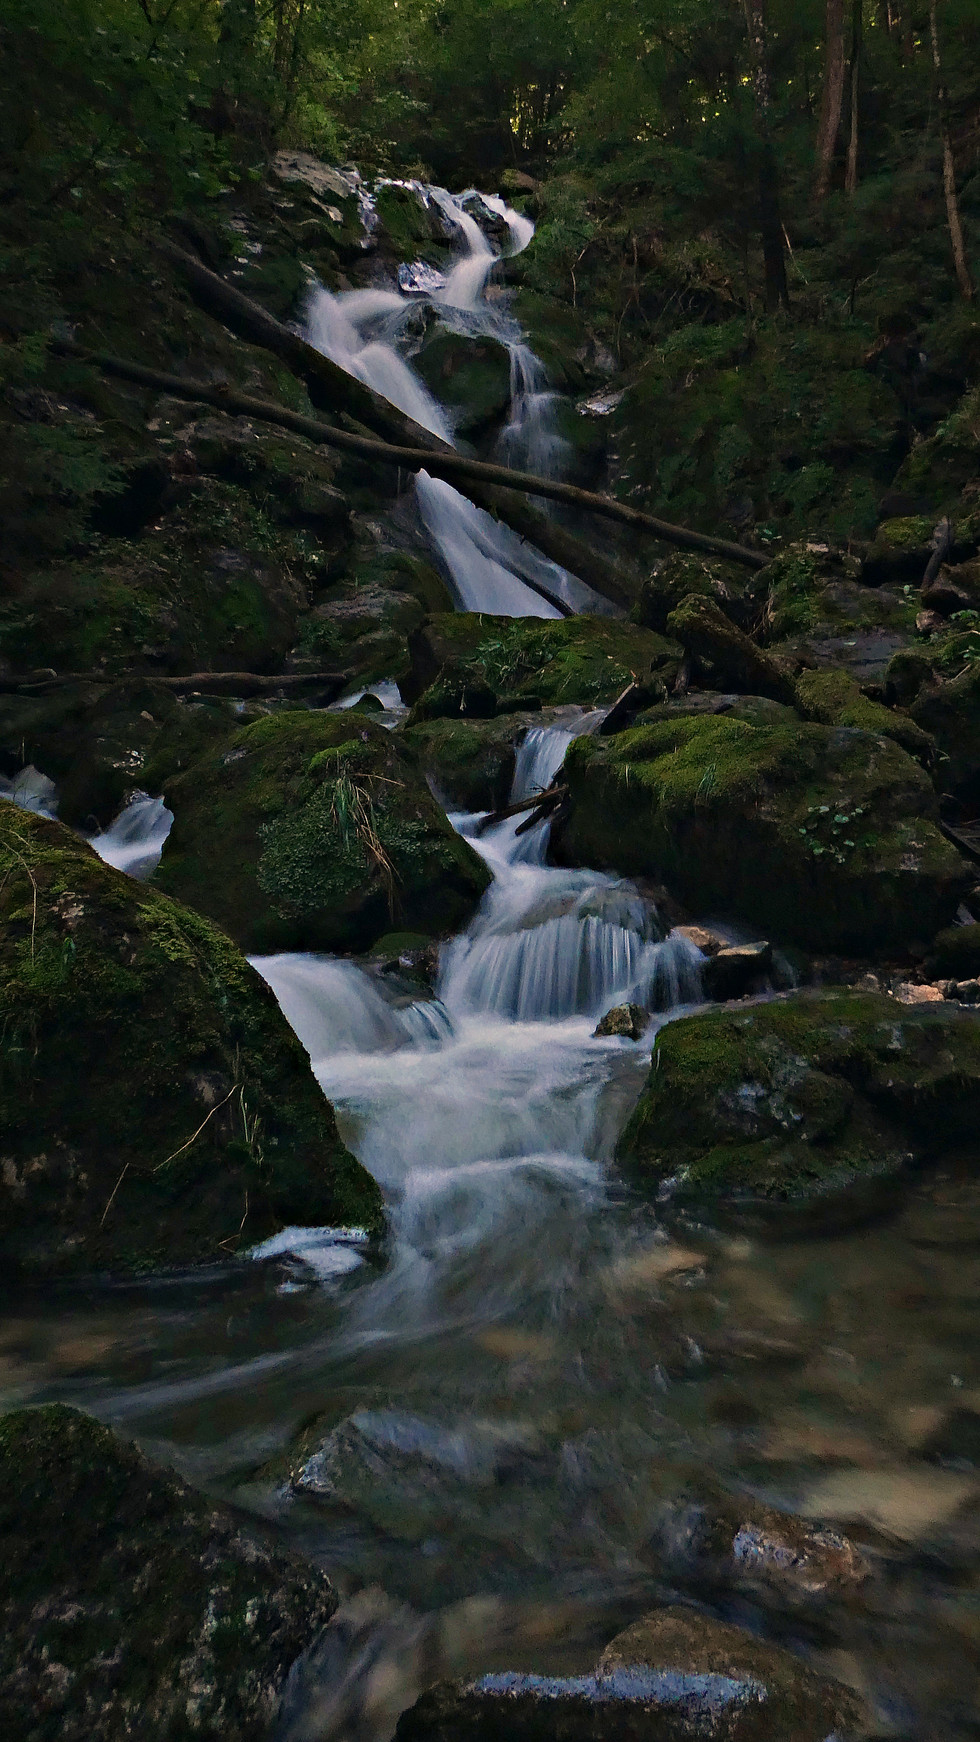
634, 553, 747, 635
415, 330, 513, 436
396, 1605, 870, 1741
617, 990, 980, 1229
0, 805, 381, 1278
912, 664, 980, 805
702, 943, 772, 1002
945, 979, 980, 1004
594, 1002, 649, 1040
794, 667, 932, 762
156, 710, 490, 953
405, 614, 684, 716
666, 595, 797, 707
0, 1405, 336, 1741
558, 712, 971, 954
797, 1466, 978, 1543
403, 712, 542, 810
642, 1475, 870, 1606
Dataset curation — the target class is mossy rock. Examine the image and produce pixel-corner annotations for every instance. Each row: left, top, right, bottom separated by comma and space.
927, 924, 980, 980
558, 714, 970, 953
374, 183, 449, 260
862, 515, 938, 584
0, 806, 381, 1279
666, 594, 797, 705
892, 385, 980, 511
414, 329, 513, 435
795, 668, 932, 761
618, 992, 980, 1226
912, 663, 980, 804
763, 568, 917, 684
156, 711, 490, 953
402, 712, 540, 810
0, 1405, 336, 1740
632, 694, 799, 731
634, 552, 747, 635
406, 613, 683, 717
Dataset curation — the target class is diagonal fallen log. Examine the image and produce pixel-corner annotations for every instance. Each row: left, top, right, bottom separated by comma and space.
158, 242, 639, 606
474, 783, 568, 834
55, 340, 768, 574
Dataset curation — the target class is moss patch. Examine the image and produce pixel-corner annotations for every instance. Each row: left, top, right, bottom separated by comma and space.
0, 1405, 336, 1740
795, 668, 932, 761
156, 710, 490, 953
618, 991, 980, 1224
0, 806, 381, 1279
558, 713, 970, 953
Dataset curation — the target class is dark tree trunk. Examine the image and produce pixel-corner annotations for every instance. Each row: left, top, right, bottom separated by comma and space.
741, 0, 791, 311
930, 0, 975, 299
845, 0, 862, 193
814, 0, 847, 199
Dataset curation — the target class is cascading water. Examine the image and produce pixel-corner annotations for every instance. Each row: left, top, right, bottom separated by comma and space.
304, 185, 602, 619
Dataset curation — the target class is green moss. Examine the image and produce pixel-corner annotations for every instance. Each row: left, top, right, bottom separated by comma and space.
408, 612, 683, 718
156, 710, 490, 953
912, 661, 980, 803
618, 991, 980, 1223
633, 552, 745, 634
414, 330, 513, 434
893, 385, 980, 510
559, 713, 970, 952
0, 1405, 336, 1739
927, 923, 980, 980
795, 668, 932, 760
402, 713, 538, 810
666, 593, 797, 704
0, 806, 382, 1279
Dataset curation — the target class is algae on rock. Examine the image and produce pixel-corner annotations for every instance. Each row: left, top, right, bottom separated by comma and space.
618, 991, 980, 1225
0, 806, 381, 1279
558, 713, 969, 953
0, 1405, 337, 1741
156, 710, 490, 953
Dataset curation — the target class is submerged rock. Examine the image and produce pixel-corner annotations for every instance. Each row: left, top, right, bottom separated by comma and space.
156, 710, 490, 953
0, 805, 381, 1278
405, 613, 684, 718
558, 712, 970, 953
617, 990, 980, 1227
396, 1605, 869, 1741
0, 1405, 336, 1741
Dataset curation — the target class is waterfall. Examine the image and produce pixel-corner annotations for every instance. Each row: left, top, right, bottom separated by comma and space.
304, 181, 605, 620
89, 794, 173, 879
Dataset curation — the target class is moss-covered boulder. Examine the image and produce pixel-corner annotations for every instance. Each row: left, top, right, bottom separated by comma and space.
794, 667, 932, 761
156, 711, 490, 953
0, 806, 381, 1279
402, 712, 541, 811
0, 1405, 336, 1741
406, 613, 683, 718
891, 384, 980, 512
558, 714, 970, 952
666, 594, 797, 704
618, 991, 980, 1225
912, 663, 980, 804
414, 329, 513, 436
634, 552, 746, 635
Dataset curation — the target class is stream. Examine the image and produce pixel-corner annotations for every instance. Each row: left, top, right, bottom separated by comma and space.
5, 186, 980, 1741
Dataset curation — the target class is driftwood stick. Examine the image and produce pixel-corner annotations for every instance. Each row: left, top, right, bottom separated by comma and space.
54, 340, 767, 571
474, 783, 568, 834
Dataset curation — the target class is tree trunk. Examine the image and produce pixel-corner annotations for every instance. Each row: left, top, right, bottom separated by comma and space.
814, 0, 847, 200
845, 0, 862, 194
929, 0, 975, 300
741, 0, 791, 311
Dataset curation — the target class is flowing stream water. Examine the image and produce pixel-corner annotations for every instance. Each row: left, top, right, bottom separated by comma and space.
7, 188, 980, 1741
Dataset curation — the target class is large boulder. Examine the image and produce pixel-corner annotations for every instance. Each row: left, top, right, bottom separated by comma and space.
156, 711, 490, 953
0, 805, 381, 1279
396, 1605, 869, 1741
403, 712, 542, 811
0, 1405, 336, 1741
912, 662, 980, 806
633, 552, 747, 635
617, 991, 980, 1227
405, 613, 684, 718
794, 667, 932, 761
558, 713, 970, 953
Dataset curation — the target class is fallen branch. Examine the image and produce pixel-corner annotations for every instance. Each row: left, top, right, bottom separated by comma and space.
0, 668, 349, 699
474, 782, 568, 834
55, 340, 768, 572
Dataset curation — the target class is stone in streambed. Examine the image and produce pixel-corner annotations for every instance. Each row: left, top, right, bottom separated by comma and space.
402, 712, 541, 811
594, 1002, 649, 1039
633, 552, 748, 635
404, 613, 684, 718
0, 1405, 337, 1741
702, 942, 773, 1001
395, 1605, 870, 1741
156, 710, 490, 953
0, 805, 381, 1279
617, 990, 980, 1229
557, 712, 970, 954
